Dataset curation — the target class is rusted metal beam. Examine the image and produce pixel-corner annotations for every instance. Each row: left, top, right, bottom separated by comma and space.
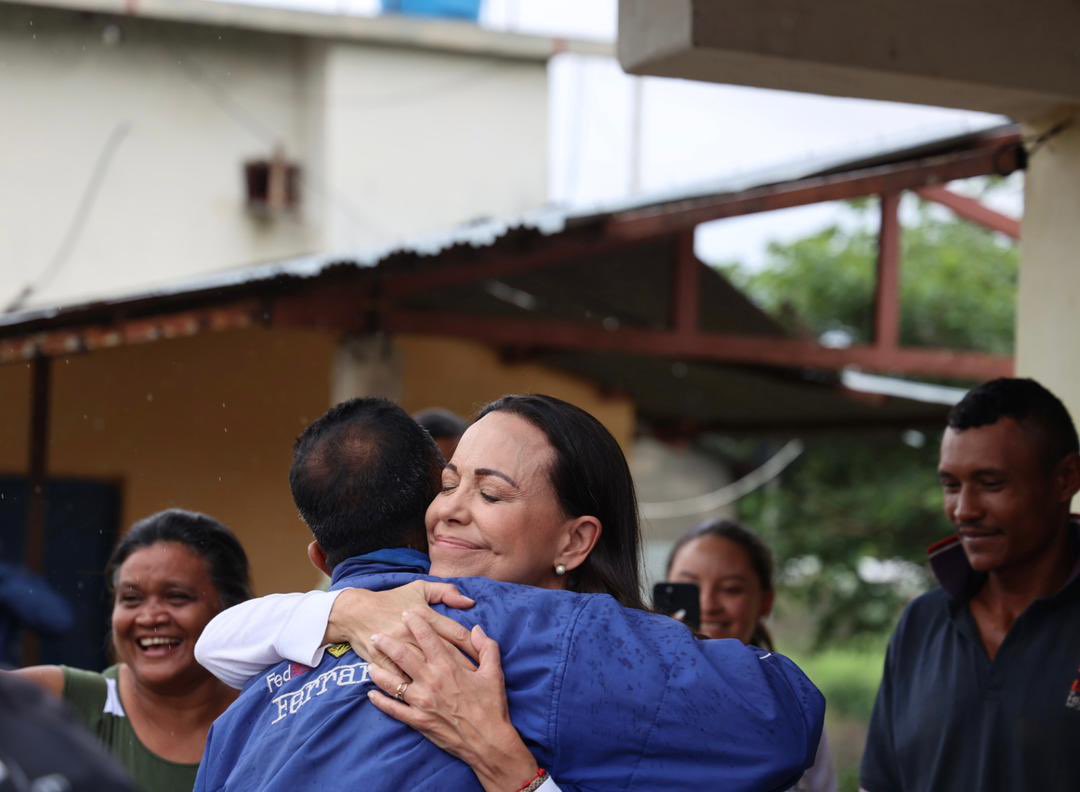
0, 302, 262, 364
22, 356, 52, 665
875, 193, 902, 350
272, 283, 375, 333
606, 137, 1024, 240
384, 310, 1013, 381
671, 232, 700, 334
915, 186, 1022, 239
25, 357, 50, 575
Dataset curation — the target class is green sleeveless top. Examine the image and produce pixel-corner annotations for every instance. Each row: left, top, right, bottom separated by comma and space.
61, 665, 200, 792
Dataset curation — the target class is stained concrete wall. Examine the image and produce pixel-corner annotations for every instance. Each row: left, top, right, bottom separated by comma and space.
319, 44, 548, 251
0, 5, 314, 310
0, 4, 548, 312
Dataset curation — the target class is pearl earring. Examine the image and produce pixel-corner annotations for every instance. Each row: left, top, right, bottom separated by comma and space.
554, 563, 567, 576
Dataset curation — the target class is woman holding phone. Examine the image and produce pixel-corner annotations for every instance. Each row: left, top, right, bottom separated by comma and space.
666, 519, 837, 792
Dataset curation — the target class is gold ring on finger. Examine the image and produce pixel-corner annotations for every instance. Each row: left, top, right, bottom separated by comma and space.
394, 681, 410, 703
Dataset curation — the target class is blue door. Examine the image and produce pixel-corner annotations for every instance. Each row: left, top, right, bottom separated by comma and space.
0, 478, 120, 669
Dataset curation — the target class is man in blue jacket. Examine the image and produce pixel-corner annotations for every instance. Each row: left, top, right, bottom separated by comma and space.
196, 398, 823, 792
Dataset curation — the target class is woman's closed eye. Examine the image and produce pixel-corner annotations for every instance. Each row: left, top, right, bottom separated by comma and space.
480, 491, 501, 503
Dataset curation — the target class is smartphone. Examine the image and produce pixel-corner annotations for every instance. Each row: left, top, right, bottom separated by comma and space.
652, 582, 701, 632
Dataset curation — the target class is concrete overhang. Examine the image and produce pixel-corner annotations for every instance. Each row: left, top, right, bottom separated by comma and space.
618, 0, 1080, 119
8, 0, 612, 60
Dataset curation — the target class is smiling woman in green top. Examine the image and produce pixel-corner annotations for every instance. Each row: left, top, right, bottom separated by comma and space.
7, 509, 251, 791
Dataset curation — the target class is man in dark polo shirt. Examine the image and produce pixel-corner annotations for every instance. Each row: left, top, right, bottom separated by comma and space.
861, 378, 1080, 792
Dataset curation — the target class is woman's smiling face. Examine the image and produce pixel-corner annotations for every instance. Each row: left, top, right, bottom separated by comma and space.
111, 541, 221, 690
667, 535, 773, 643
426, 411, 575, 587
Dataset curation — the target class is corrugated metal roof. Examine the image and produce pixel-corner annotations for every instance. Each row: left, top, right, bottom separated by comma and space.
0, 119, 1018, 332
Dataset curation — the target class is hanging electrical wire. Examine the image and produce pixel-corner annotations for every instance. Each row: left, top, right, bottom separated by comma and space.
4, 122, 132, 314
639, 440, 805, 520
164, 40, 392, 241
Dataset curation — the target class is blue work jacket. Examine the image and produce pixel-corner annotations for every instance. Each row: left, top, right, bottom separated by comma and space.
196, 549, 823, 792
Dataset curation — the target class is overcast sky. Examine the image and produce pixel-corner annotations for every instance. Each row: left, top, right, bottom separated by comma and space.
221, 0, 1014, 269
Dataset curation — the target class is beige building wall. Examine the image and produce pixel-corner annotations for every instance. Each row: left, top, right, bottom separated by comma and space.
0, 326, 339, 594
1, 329, 636, 595
396, 335, 635, 450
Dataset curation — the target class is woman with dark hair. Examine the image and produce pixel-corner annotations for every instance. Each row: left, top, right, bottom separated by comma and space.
201, 394, 647, 789
666, 519, 837, 792
8, 508, 252, 792
197, 396, 820, 791
433, 393, 645, 610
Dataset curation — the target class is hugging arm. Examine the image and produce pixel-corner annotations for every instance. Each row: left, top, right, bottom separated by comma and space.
555, 599, 825, 791
194, 583, 477, 688
365, 611, 559, 792
195, 591, 342, 688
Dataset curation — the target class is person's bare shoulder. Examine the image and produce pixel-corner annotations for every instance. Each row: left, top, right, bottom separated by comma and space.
2, 665, 65, 697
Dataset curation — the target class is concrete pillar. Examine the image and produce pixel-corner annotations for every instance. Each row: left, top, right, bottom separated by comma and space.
1015, 110, 1080, 417
331, 334, 403, 406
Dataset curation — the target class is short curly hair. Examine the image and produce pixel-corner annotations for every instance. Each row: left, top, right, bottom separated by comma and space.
948, 378, 1078, 468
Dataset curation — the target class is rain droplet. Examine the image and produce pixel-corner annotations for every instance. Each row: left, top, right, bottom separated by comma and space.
102, 24, 122, 47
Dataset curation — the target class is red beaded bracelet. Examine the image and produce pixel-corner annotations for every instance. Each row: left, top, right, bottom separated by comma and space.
516, 767, 548, 792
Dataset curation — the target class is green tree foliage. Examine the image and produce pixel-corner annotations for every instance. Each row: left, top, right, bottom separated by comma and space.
741, 436, 944, 646
722, 198, 1017, 354
721, 195, 1018, 645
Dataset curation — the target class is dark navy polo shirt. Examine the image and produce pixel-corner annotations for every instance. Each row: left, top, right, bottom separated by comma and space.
860, 525, 1080, 792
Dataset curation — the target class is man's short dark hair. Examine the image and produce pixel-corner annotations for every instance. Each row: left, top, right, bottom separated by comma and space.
948, 378, 1079, 467
412, 408, 468, 440
289, 398, 443, 569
